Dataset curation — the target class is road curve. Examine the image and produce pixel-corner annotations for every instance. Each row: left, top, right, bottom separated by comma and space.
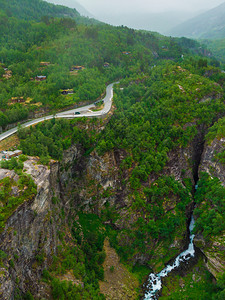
0, 82, 119, 142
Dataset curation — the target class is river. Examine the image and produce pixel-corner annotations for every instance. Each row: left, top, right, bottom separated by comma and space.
143, 215, 196, 299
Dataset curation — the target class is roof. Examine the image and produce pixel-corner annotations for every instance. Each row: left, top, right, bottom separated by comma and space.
14, 150, 22, 154
36, 75, 46, 78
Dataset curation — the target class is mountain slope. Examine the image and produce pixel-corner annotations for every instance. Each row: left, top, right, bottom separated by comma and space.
0, 0, 96, 24
1, 0, 225, 299
96, 11, 199, 35
169, 2, 225, 39
46, 0, 94, 18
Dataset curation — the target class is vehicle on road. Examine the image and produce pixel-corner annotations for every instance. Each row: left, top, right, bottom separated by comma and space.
0, 82, 118, 142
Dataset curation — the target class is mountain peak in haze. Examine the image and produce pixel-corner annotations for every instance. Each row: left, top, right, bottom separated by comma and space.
70, 0, 93, 18
168, 2, 225, 39
46, 0, 94, 18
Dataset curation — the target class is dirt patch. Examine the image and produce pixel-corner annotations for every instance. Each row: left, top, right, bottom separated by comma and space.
57, 271, 84, 288
91, 104, 104, 112
0, 135, 19, 151
100, 239, 139, 300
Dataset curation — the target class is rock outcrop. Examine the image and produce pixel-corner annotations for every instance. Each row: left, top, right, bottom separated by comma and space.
1, 130, 225, 298
0, 158, 59, 299
194, 137, 225, 278
200, 138, 225, 184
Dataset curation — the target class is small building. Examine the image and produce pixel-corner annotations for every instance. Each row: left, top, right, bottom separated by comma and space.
3, 69, 12, 79
40, 62, 51, 66
14, 150, 23, 156
103, 62, 110, 68
70, 66, 85, 71
122, 51, 131, 55
35, 75, 47, 81
5, 150, 22, 159
8, 97, 25, 105
61, 89, 74, 95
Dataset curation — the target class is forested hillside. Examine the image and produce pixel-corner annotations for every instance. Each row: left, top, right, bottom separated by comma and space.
0, 0, 209, 131
203, 38, 225, 65
1, 0, 225, 299
0, 0, 88, 22
169, 2, 225, 39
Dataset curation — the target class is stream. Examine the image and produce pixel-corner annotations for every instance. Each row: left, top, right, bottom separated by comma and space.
143, 214, 196, 299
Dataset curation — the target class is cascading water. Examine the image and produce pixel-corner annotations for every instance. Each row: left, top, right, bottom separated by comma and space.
143, 215, 196, 299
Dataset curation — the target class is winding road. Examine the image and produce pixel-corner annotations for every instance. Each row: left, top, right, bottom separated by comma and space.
0, 82, 118, 142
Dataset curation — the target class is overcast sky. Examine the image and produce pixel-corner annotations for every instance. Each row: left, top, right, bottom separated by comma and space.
47, 0, 225, 14
46, 0, 225, 33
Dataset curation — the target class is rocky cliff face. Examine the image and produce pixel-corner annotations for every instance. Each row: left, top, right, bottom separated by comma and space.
65, 142, 197, 270
194, 137, 225, 278
0, 158, 60, 299
1, 129, 225, 298
200, 138, 225, 184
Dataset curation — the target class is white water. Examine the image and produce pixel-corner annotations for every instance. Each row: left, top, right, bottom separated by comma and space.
144, 215, 196, 299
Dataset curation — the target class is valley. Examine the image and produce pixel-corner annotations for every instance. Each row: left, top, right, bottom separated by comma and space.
1, 0, 225, 299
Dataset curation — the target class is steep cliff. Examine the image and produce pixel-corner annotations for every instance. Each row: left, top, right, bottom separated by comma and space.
0, 129, 224, 299
1, 122, 225, 298
0, 158, 60, 299
63, 139, 197, 273
194, 135, 225, 279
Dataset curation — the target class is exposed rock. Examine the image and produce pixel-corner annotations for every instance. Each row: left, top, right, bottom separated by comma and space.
194, 233, 225, 278
1, 125, 225, 298
0, 158, 60, 299
0, 169, 19, 182
57, 271, 84, 288
200, 138, 225, 185
196, 138, 225, 278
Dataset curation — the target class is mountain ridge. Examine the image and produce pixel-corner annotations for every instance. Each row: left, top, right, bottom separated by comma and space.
168, 2, 225, 39
0, 0, 97, 24
45, 0, 94, 18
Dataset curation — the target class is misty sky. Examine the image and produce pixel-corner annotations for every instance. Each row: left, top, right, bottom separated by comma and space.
46, 0, 225, 33
48, 0, 225, 14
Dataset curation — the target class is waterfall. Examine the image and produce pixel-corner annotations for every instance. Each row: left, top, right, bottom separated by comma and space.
144, 215, 196, 299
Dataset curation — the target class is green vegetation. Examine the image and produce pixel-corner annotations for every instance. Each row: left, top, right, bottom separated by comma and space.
206, 117, 225, 142
160, 260, 225, 300
214, 273, 225, 300
44, 213, 106, 299
194, 173, 225, 239
203, 38, 225, 64
18, 118, 95, 161
16, 58, 225, 275
160, 258, 218, 299
97, 61, 224, 188
2, 0, 225, 299
205, 117, 225, 165
1, 156, 24, 171
0, 0, 210, 130
72, 213, 106, 282
0, 0, 80, 22
0, 174, 37, 232
50, 278, 104, 300
103, 175, 192, 270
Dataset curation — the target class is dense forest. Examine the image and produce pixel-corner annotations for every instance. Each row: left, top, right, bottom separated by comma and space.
1, 0, 225, 299
0, 0, 208, 130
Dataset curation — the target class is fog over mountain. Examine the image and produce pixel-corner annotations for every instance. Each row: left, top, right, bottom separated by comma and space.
46, 0, 225, 33
92, 11, 200, 34
46, 0, 93, 17
169, 2, 225, 39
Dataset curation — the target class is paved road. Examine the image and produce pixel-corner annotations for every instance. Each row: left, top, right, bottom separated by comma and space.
0, 82, 118, 142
